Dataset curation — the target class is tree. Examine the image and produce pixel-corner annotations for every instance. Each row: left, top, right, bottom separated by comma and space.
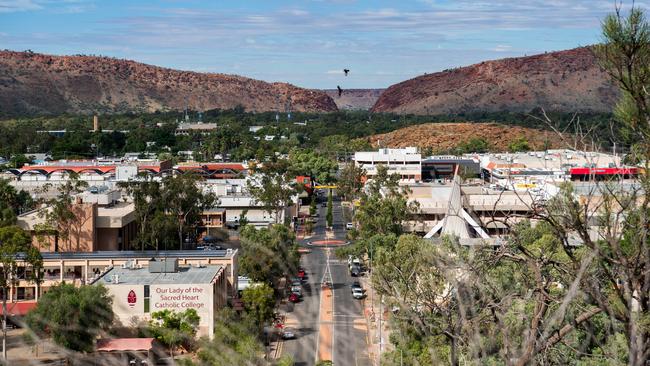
241, 283, 276, 327
309, 195, 317, 216
239, 224, 299, 285
508, 136, 531, 152
147, 309, 200, 360
247, 159, 298, 225
326, 189, 333, 228
0, 225, 42, 360
25, 283, 113, 353
35, 174, 89, 251
184, 308, 266, 366
162, 173, 216, 248
287, 148, 338, 184
456, 137, 490, 154
355, 165, 418, 238
337, 162, 365, 202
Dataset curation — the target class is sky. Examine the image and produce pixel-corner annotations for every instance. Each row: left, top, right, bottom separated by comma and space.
1, 0, 648, 89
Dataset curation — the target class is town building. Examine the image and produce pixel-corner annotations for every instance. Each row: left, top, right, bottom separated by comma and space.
354, 147, 422, 182
4, 249, 238, 318
91, 258, 228, 338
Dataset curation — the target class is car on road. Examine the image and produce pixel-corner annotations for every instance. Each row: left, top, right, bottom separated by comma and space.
288, 293, 300, 303
351, 281, 363, 292
352, 287, 365, 299
291, 286, 302, 297
281, 328, 296, 339
291, 279, 302, 287
350, 266, 361, 277
346, 222, 354, 230
297, 268, 306, 278
321, 202, 327, 207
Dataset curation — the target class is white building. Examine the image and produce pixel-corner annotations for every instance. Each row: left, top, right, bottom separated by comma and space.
92, 258, 228, 338
354, 147, 422, 182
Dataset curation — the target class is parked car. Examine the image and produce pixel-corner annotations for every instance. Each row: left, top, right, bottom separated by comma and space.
350, 266, 360, 277
352, 287, 365, 299
297, 268, 306, 278
281, 328, 296, 339
350, 281, 363, 292
289, 293, 300, 303
346, 222, 354, 230
291, 286, 302, 297
291, 279, 302, 287
321, 202, 327, 207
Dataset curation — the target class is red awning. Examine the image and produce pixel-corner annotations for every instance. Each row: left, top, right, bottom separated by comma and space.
96, 338, 155, 352
0, 301, 37, 316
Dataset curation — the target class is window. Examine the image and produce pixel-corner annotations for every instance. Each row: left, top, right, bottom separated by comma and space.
144, 285, 150, 313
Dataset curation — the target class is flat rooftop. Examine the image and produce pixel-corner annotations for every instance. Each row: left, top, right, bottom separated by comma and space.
39, 249, 237, 260
480, 150, 622, 171
96, 264, 222, 285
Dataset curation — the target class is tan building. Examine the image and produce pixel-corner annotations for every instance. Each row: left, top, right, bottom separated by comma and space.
5, 250, 238, 317
17, 190, 137, 252
92, 258, 228, 338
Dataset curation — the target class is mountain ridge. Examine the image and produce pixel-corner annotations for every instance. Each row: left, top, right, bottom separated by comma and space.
371, 47, 618, 115
0, 50, 338, 116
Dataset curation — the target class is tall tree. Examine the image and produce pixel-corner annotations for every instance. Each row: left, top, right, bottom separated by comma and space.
239, 224, 299, 285
25, 283, 113, 354
247, 159, 298, 225
241, 283, 276, 328
0, 225, 42, 360
337, 162, 365, 202
326, 189, 333, 228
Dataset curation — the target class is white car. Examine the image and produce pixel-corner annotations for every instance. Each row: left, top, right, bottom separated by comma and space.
346, 222, 354, 230
291, 286, 302, 297
352, 288, 365, 299
281, 328, 296, 339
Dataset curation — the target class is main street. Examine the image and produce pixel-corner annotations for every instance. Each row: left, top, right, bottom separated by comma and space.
281, 193, 372, 366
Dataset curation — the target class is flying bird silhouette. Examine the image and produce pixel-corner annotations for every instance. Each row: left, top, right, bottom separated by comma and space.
337, 85, 343, 97
343, 69, 350, 76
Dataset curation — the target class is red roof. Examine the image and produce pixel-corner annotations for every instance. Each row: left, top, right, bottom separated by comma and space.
96, 338, 156, 352
0, 301, 36, 316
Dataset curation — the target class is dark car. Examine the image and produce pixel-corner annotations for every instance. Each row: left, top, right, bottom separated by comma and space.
351, 281, 363, 292
350, 267, 360, 277
321, 202, 327, 207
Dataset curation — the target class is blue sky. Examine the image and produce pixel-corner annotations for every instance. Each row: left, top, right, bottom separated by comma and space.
1, 0, 647, 88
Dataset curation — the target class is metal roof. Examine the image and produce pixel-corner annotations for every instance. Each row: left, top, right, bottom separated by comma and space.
40, 249, 236, 260
98, 264, 222, 285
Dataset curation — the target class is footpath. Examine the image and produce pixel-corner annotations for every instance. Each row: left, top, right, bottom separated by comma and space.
361, 270, 393, 366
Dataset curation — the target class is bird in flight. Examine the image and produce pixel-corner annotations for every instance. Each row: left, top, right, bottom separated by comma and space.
343, 69, 350, 76
337, 85, 343, 97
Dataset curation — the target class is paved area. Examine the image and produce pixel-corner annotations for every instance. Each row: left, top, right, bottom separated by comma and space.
280, 192, 371, 365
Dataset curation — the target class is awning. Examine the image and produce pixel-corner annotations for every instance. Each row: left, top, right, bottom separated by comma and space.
0, 301, 37, 316
96, 338, 156, 352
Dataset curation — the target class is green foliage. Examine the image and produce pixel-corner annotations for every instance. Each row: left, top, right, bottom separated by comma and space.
241, 283, 276, 327
147, 308, 200, 357
508, 136, 531, 152
309, 195, 317, 216
239, 224, 299, 284
456, 137, 490, 153
26, 283, 113, 353
326, 189, 333, 228
247, 159, 299, 225
355, 165, 418, 238
119, 173, 215, 250
180, 308, 268, 366
337, 162, 365, 202
287, 148, 338, 183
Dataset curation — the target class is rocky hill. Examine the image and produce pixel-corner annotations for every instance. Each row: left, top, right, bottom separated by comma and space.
323, 88, 384, 110
371, 47, 618, 115
0, 51, 338, 116
368, 123, 566, 152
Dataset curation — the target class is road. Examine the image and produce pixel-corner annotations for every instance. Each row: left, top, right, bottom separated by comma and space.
281, 193, 371, 366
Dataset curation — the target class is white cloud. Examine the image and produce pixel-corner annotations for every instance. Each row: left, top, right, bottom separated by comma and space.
0, 0, 41, 12
493, 44, 512, 52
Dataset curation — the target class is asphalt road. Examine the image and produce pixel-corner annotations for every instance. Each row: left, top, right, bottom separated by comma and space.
281, 193, 371, 366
